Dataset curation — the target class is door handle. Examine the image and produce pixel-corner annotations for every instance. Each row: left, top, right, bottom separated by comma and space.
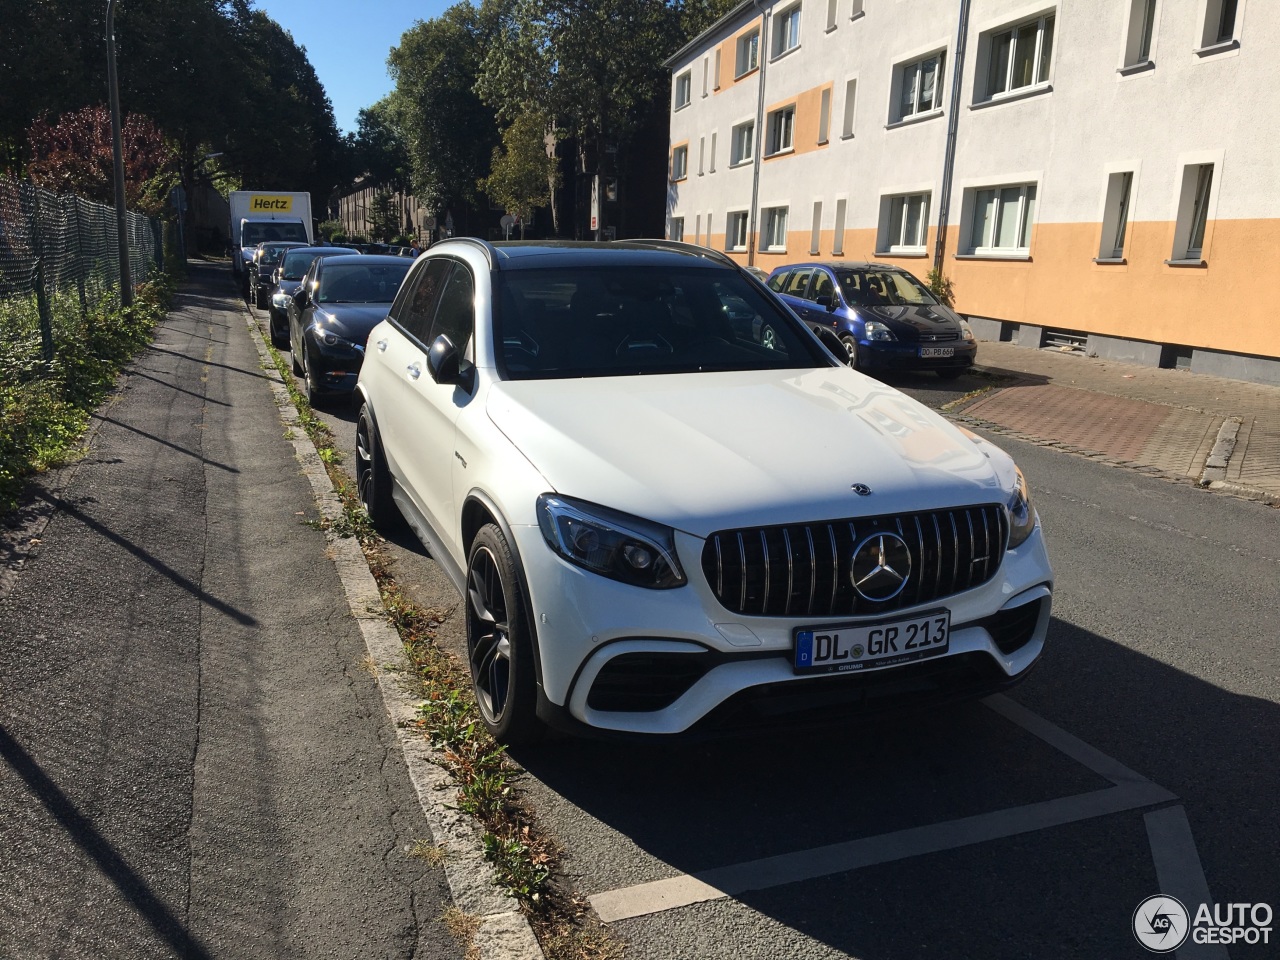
406, 363, 422, 380
376, 339, 388, 352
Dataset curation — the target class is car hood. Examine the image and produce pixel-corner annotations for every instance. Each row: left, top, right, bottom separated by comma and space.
312, 304, 389, 343
486, 368, 1012, 538
854, 301, 962, 336
276, 279, 303, 294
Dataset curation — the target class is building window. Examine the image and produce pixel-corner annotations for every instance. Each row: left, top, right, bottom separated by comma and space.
1098, 171, 1133, 260
736, 29, 760, 77
730, 120, 754, 165
895, 52, 946, 122
713, 49, 722, 89
702, 58, 709, 97
670, 217, 684, 241
833, 198, 847, 255
1202, 0, 1239, 46
982, 13, 1054, 101
850, 0, 865, 16
826, 0, 838, 30
709, 132, 717, 173
968, 184, 1037, 254
883, 193, 930, 253
1173, 163, 1214, 261
672, 145, 688, 181
695, 213, 702, 246
675, 71, 691, 109
774, 4, 802, 56
1124, 0, 1158, 66
766, 106, 796, 156
727, 211, 749, 252
818, 88, 831, 143
698, 137, 705, 175
809, 202, 823, 254
762, 206, 789, 251
841, 78, 858, 137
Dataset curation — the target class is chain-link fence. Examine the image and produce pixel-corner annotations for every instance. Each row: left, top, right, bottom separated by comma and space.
0, 177, 164, 363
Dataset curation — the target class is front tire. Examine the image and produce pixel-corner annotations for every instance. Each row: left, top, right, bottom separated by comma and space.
303, 348, 324, 407
355, 405, 398, 531
466, 524, 541, 745
839, 334, 860, 368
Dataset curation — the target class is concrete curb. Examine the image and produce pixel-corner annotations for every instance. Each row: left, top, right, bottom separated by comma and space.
241, 310, 545, 960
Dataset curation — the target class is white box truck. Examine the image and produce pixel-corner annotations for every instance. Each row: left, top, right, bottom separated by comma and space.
228, 191, 313, 295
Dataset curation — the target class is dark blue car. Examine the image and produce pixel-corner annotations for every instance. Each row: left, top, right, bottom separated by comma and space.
767, 262, 976, 379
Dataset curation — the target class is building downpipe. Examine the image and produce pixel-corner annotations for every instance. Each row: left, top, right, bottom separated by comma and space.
934, 0, 972, 272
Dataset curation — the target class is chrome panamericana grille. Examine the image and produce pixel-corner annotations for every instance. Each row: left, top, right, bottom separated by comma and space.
700, 505, 1008, 618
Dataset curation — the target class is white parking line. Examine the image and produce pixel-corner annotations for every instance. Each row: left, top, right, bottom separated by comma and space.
591, 698, 1181, 924
1145, 806, 1229, 960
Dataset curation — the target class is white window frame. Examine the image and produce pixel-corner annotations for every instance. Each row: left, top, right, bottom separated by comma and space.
674, 71, 692, 110
695, 213, 702, 246
730, 120, 755, 166
698, 137, 705, 176
736, 29, 760, 77
713, 49, 722, 90
1199, 0, 1240, 49
709, 131, 717, 173
761, 205, 789, 252
841, 77, 858, 138
881, 192, 931, 254
773, 3, 802, 58
832, 198, 847, 255
979, 11, 1055, 103
1122, 0, 1159, 68
702, 58, 709, 97
826, 0, 838, 31
964, 182, 1038, 256
1170, 158, 1219, 263
671, 145, 688, 181
766, 105, 796, 156
850, 0, 865, 18
818, 87, 832, 144
1097, 169, 1135, 261
809, 201, 823, 254
670, 216, 684, 242
893, 51, 946, 123
726, 211, 749, 252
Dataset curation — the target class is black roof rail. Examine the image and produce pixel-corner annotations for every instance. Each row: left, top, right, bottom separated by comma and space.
436, 235, 499, 270
619, 238, 741, 270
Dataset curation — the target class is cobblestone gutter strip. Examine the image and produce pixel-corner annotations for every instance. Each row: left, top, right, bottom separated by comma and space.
949, 411, 1280, 507
243, 313, 545, 960
1199, 418, 1241, 486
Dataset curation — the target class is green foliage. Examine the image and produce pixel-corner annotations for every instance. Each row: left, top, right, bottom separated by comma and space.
0, 278, 171, 514
478, 109, 559, 231
369, 189, 401, 242
926, 268, 956, 308
347, 99, 412, 189
317, 219, 343, 240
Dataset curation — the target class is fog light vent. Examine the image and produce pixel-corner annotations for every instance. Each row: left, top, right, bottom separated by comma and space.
587, 651, 711, 712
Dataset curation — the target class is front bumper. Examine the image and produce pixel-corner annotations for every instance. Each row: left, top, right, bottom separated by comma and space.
304, 331, 365, 395
510, 521, 1053, 736
857, 339, 978, 371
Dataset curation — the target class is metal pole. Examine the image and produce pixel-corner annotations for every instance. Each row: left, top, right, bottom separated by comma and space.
747, 1, 770, 268
107, 0, 133, 307
933, 0, 972, 273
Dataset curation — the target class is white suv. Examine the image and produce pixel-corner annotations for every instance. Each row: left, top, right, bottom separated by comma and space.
355, 240, 1053, 744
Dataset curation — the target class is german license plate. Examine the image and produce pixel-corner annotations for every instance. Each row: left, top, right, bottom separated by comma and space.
794, 610, 950, 674
920, 346, 954, 358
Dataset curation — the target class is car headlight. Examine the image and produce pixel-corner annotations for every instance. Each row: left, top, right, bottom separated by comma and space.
272, 292, 290, 307
864, 320, 896, 341
959, 319, 976, 342
537, 494, 686, 589
320, 331, 359, 350
1006, 465, 1036, 549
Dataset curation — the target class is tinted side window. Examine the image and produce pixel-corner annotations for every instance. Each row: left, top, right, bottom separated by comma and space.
784, 268, 813, 296
429, 264, 475, 353
810, 271, 834, 302
767, 269, 790, 293
395, 258, 453, 344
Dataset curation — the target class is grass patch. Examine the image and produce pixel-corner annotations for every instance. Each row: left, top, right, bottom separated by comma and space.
407, 839, 448, 866
0, 277, 174, 515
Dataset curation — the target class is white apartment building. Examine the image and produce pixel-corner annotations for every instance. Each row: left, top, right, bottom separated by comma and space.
665, 0, 1280, 383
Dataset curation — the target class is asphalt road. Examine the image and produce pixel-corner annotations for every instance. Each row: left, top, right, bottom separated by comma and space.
0, 267, 461, 960
272, 298, 1279, 958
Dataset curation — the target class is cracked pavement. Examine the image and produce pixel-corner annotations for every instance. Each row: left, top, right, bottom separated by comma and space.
0, 266, 463, 959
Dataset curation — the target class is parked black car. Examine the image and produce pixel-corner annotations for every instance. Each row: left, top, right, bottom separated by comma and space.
768, 262, 977, 378
287, 255, 412, 404
249, 241, 307, 310
267, 246, 358, 349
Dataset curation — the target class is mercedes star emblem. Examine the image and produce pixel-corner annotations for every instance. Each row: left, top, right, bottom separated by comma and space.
851, 483, 872, 496
850, 532, 912, 602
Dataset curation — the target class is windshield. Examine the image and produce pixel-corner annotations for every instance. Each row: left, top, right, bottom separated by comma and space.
494, 266, 828, 380
318, 263, 410, 303
242, 222, 308, 246
280, 249, 348, 280
837, 269, 938, 307
261, 242, 300, 265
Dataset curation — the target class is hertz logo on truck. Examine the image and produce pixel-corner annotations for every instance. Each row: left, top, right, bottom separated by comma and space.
249, 195, 294, 212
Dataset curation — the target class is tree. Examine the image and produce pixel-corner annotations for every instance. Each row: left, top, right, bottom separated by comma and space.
388, 4, 500, 216
349, 99, 411, 189
25, 105, 177, 214
478, 109, 560, 236
369, 189, 401, 242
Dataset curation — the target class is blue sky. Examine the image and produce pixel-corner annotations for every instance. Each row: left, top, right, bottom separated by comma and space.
252, 0, 454, 135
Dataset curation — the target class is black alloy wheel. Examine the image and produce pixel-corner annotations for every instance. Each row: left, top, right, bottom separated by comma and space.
303, 347, 324, 407
466, 524, 540, 745
355, 405, 397, 531
290, 330, 303, 373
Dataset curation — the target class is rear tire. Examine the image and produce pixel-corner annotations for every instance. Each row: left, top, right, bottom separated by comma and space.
466, 524, 541, 746
355, 405, 398, 532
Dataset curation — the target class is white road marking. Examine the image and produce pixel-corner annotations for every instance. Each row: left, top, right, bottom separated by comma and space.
1144, 806, 1229, 960
590, 697, 1178, 924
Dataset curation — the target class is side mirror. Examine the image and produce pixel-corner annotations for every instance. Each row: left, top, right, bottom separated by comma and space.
815, 294, 835, 311
427, 334, 475, 389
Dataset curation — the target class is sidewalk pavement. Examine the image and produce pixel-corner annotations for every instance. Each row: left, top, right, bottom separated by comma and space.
952, 340, 1280, 504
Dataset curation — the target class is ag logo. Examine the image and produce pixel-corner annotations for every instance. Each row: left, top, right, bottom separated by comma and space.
1133, 895, 1189, 953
